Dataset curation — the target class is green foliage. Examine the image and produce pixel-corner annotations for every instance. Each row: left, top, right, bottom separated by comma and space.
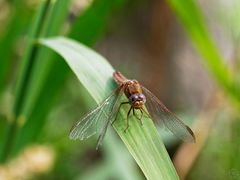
12, 0, 129, 155
0, 0, 129, 158
1, 0, 239, 179
165, 0, 240, 179
0, 0, 36, 91
39, 37, 179, 180
12, 0, 71, 155
166, 0, 240, 104
0, 0, 147, 179
0, 0, 53, 161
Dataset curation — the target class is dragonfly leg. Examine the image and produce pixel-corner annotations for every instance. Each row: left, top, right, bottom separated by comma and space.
124, 107, 133, 133
139, 109, 144, 125
111, 102, 129, 125
133, 108, 143, 125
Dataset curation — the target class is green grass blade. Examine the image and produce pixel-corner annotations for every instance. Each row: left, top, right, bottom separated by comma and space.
0, 0, 52, 161
11, 0, 71, 154
166, 0, 240, 103
39, 37, 179, 180
0, 0, 35, 91
12, 0, 129, 153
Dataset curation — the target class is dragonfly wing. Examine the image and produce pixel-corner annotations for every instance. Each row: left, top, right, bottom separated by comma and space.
141, 86, 195, 143
69, 102, 107, 140
96, 87, 124, 149
69, 86, 124, 146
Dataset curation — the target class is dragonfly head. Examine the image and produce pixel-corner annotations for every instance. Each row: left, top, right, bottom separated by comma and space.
129, 93, 146, 108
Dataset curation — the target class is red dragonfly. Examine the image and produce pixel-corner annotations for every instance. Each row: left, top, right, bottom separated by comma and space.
70, 71, 195, 149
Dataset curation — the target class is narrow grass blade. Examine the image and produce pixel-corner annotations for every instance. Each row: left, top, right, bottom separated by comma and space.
13, 0, 129, 154
39, 37, 179, 180
12, 0, 70, 154
0, 0, 36, 91
166, 0, 240, 103
0, 0, 52, 162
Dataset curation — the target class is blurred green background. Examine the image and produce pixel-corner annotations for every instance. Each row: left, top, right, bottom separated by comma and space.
0, 0, 240, 179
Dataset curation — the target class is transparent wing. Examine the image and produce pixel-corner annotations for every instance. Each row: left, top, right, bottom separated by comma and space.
95, 87, 124, 149
69, 86, 124, 144
141, 86, 195, 143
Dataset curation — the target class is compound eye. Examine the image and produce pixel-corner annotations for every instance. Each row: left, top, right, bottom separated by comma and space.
129, 94, 138, 103
138, 94, 145, 99
138, 94, 146, 102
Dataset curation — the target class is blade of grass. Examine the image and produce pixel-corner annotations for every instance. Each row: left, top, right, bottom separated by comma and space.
79, 129, 144, 180
11, 0, 128, 154
166, 0, 240, 104
39, 37, 179, 180
0, 0, 35, 91
164, 1, 240, 178
12, 0, 71, 154
0, 0, 52, 162
10, 1, 140, 179
103, 129, 144, 180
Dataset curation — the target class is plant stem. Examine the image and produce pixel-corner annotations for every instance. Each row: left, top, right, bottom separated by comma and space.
1, 0, 52, 162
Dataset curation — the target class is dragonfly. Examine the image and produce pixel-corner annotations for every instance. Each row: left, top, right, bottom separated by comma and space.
69, 71, 195, 149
